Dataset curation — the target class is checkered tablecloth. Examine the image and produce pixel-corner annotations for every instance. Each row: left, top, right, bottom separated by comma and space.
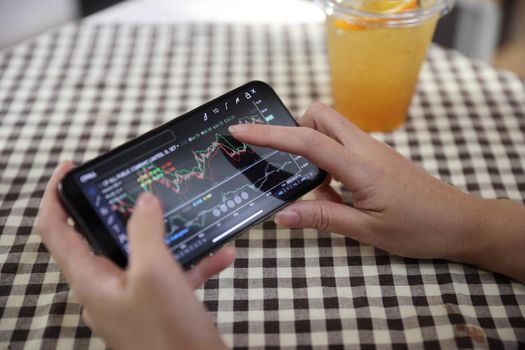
1, 22, 525, 349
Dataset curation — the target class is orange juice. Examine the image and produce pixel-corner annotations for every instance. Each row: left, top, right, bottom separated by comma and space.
320, 0, 452, 131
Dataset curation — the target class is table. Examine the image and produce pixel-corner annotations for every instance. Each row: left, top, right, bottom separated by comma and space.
1, 15, 525, 350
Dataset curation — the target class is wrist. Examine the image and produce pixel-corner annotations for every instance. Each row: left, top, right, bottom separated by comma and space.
455, 196, 494, 266
458, 197, 525, 283
431, 187, 487, 264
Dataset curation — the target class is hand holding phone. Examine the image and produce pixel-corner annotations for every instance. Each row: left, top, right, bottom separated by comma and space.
59, 81, 326, 268
37, 163, 231, 350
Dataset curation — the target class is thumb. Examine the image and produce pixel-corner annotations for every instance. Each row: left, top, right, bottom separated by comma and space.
127, 192, 173, 270
275, 200, 370, 239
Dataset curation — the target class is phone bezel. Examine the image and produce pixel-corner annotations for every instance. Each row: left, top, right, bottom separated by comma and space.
59, 80, 327, 269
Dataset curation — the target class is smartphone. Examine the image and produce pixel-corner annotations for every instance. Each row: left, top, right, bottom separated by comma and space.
59, 81, 326, 269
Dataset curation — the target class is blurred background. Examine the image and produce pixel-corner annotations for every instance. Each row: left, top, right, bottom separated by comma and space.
0, 0, 524, 78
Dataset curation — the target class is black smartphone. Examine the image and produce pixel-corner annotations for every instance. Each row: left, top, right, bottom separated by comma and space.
59, 81, 326, 269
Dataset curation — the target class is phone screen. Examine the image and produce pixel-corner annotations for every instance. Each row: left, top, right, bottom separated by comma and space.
61, 81, 325, 267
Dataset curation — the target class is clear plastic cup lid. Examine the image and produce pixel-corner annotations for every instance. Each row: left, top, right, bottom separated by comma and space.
315, 0, 455, 28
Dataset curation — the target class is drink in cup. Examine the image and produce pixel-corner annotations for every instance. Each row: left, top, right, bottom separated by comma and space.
316, 0, 454, 131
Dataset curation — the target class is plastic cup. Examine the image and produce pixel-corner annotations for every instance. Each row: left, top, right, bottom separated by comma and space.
316, 0, 454, 132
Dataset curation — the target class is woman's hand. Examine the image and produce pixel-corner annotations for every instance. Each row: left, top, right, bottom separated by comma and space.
229, 103, 525, 282
37, 162, 232, 350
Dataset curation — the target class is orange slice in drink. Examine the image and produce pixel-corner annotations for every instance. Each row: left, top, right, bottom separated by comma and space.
335, 0, 419, 30
335, 19, 365, 30
362, 0, 419, 13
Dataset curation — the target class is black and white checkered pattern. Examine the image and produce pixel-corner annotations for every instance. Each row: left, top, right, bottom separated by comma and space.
1, 22, 525, 349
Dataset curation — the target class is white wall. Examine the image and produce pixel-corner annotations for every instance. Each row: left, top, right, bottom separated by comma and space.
0, 0, 79, 48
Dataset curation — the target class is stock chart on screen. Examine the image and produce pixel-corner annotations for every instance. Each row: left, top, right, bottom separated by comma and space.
78, 87, 319, 263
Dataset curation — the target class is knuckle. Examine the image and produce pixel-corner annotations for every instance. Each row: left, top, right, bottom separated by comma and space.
306, 101, 330, 117
74, 288, 94, 308
298, 127, 322, 151
310, 205, 332, 232
133, 265, 153, 282
259, 126, 274, 147
301, 102, 330, 126
35, 214, 58, 239
35, 215, 46, 233
132, 265, 162, 288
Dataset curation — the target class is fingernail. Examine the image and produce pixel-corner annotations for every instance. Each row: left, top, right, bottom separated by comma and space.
228, 125, 244, 134
136, 192, 155, 207
275, 210, 299, 226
